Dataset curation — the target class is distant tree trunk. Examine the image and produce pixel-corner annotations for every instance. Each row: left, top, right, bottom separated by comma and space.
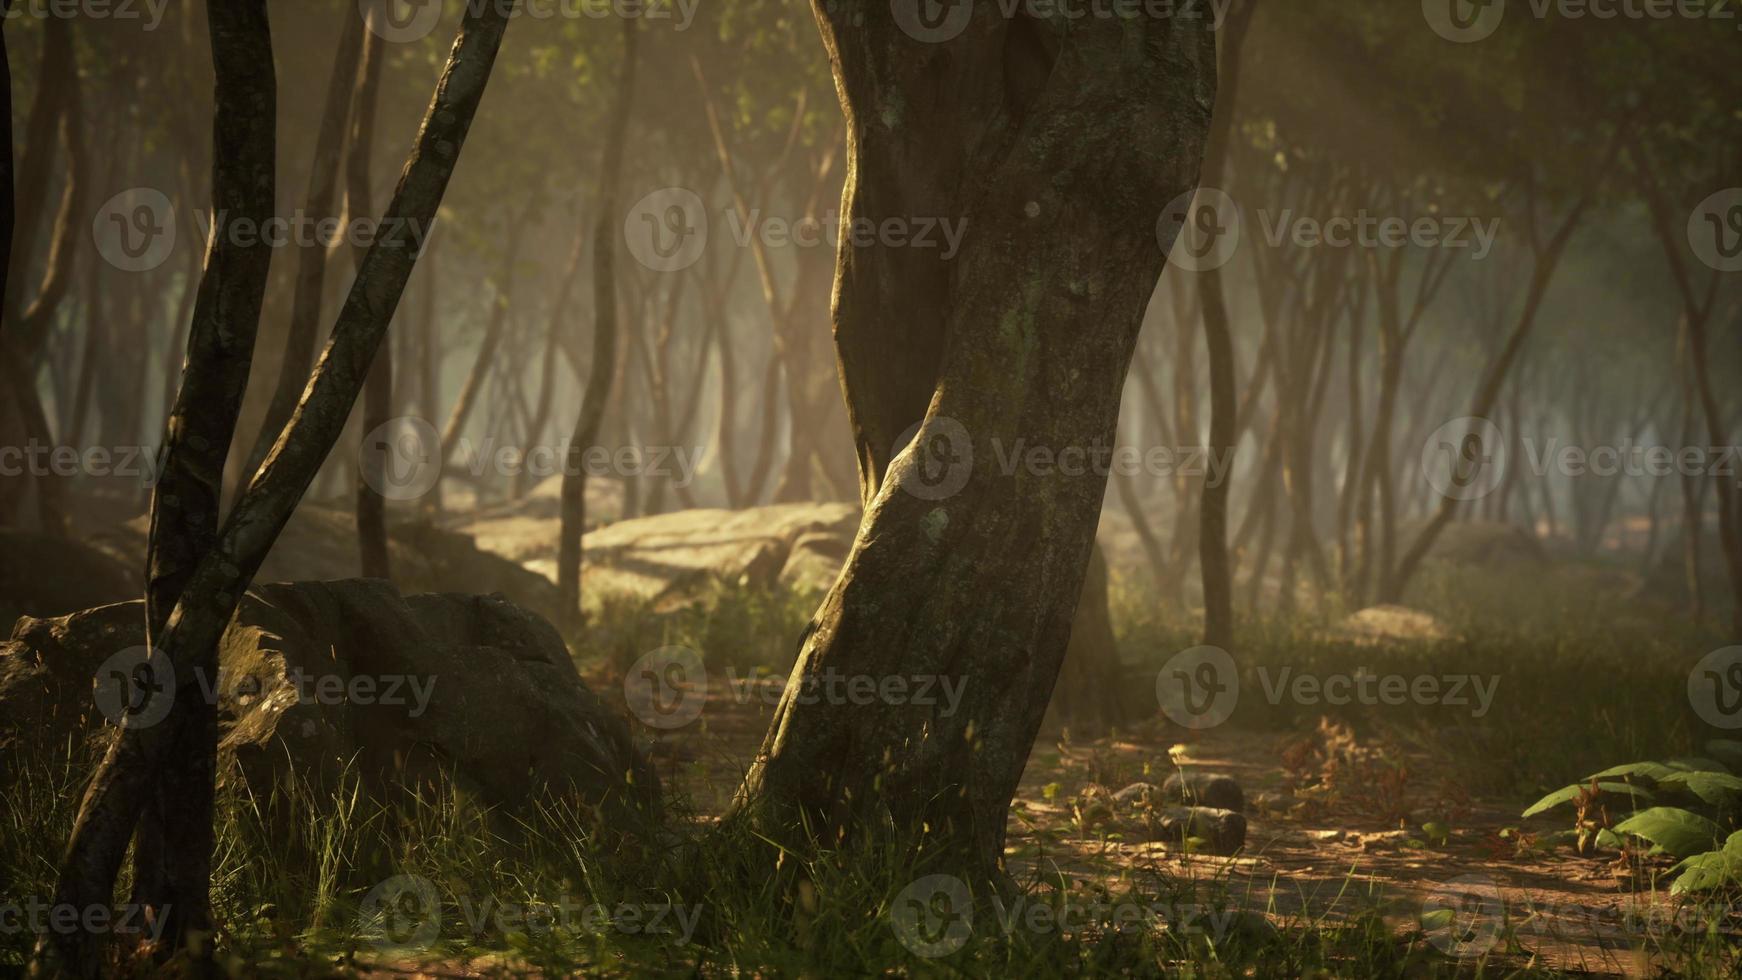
733, 4, 1214, 878
0, 14, 81, 534
557, 19, 637, 628
244, 5, 366, 474
3, 13, 73, 328
516, 230, 584, 497
0, 2, 14, 324
1629, 140, 1742, 639
38, 7, 512, 975
349, 21, 390, 579
1049, 543, 1128, 735
440, 212, 527, 469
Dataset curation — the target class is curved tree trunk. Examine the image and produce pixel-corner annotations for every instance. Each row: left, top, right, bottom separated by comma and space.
733, 3, 1215, 878
557, 18, 638, 629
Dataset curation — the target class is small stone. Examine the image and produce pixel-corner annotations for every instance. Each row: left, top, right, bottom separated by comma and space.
1113, 781, 1159, 805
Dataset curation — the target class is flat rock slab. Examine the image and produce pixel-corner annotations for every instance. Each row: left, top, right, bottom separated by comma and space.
463, 502, 861, 610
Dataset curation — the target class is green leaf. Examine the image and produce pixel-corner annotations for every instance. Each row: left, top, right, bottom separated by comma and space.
1586, 762, 1677, 783
1666, 757, 1732, 774
1522, 784, 1582, 818
1522, 781, 1652, 818
1658, 770, 1742, 806
1671, 849, 1742, 894
1613, 807, 1726, 859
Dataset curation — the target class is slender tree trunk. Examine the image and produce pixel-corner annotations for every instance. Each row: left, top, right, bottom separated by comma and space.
557, 18, 637, 628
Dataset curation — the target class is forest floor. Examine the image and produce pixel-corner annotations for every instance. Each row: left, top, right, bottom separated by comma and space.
629, 662, 1731, 978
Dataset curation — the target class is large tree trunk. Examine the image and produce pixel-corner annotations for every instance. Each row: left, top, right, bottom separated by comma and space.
37, 6, 513, 975
732, 4, 1214, 878
557, 18, 637, 628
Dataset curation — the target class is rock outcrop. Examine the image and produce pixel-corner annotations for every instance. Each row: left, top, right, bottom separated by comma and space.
0, 579, 655, 821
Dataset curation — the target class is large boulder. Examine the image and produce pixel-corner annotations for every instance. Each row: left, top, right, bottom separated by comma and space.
0, 580, 655, 820
461, 502, 861, 609
84, 505, 566, 626
1413, 519, 1547, 568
